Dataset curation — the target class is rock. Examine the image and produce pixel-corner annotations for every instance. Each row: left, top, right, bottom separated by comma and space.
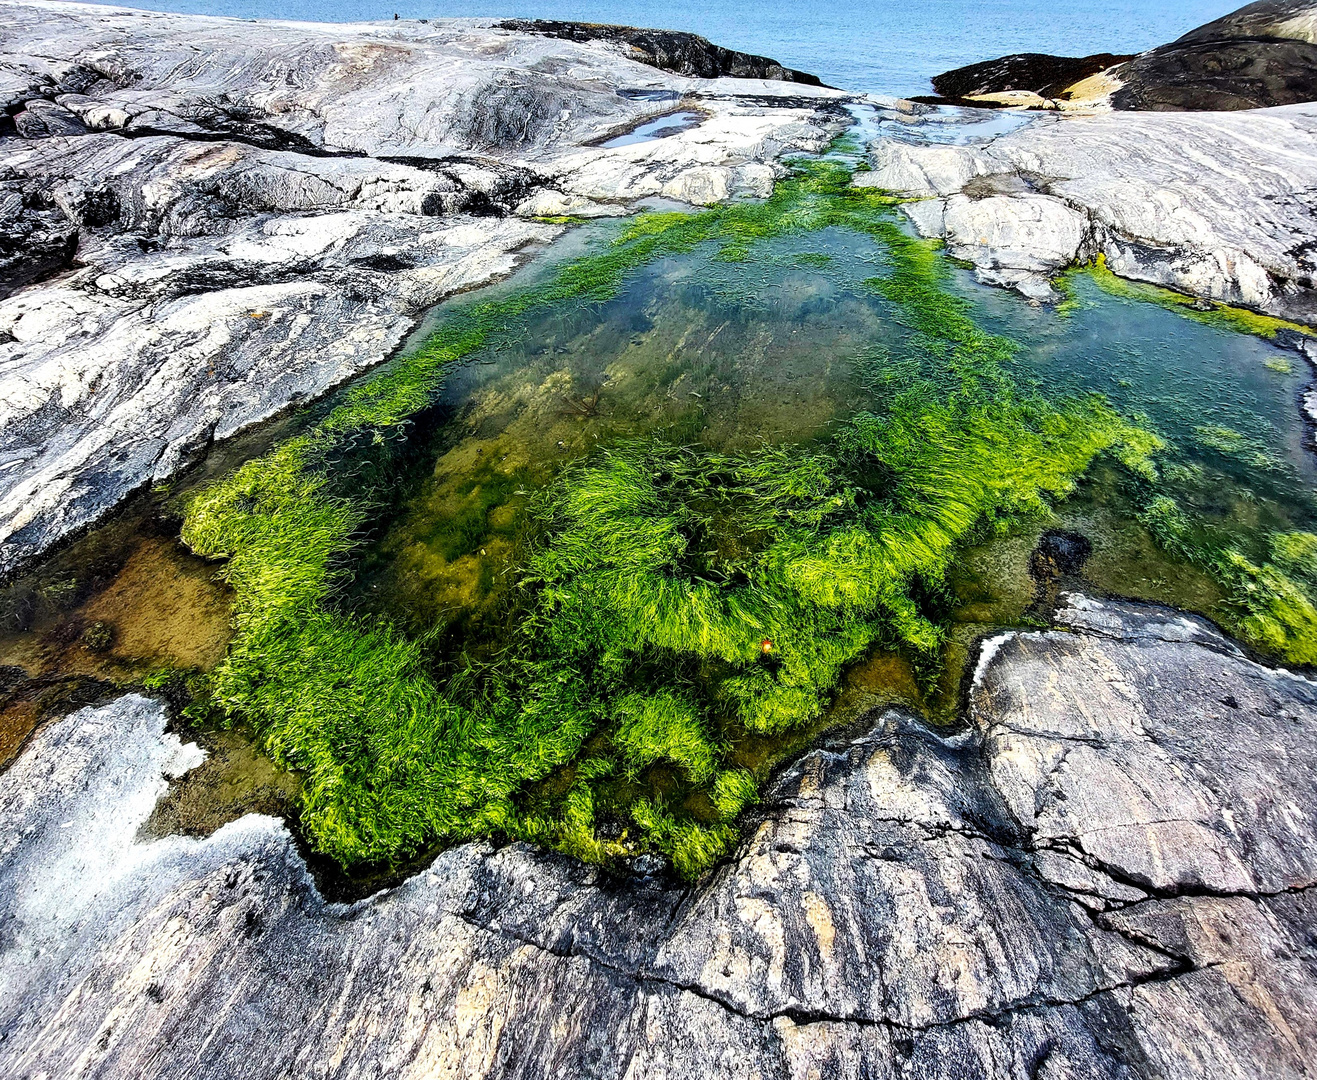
1, 595, 1314, 1077
1111, 36, 1317, 112
1109, 0, 1317, 111
940, 190, 1088, 299
922, 2, 1317, 113
0, 0, 850, 578
925, 51, 1134, 105
495, 20, 823, 84
1175, 0, 1317, 45
862, 102, 1317, 317
0, 175, 78, 298
12, 98, 87, 138
977, 594, 1317, 896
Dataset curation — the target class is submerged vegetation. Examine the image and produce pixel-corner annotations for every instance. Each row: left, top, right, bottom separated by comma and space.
185, 160, 1168, 877
1054, 256, 1317, 666
1064, 254, 1317, 343
1138, 494, 1317, 664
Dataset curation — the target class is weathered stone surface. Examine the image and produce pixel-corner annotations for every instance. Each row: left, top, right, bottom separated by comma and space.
1111, 36, 1317, 112
977, 595, 1317, 897
1176, 0, 1317, 46
862, 101, 1317, 317
922, 2, 1317, 113
1111, 0, 1317, 112
0, 0, 848, 577
1, 595, 1313, 1077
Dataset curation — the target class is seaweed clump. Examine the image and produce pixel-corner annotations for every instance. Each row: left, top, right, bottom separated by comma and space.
1139, 494, 1317, 664
183, 162, 1159, 878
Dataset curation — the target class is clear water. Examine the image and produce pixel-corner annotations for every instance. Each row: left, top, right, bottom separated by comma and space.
346, 220, 1315, 690
600, 110, 704, 147
13, 0, 1314, 867
77, 0, 1237, 97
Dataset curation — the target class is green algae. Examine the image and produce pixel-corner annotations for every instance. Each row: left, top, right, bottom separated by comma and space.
1194, 424, 1286, 473
1066, 254, 1316, 343
1031, 256, 1317, 663
184, 161, 1162, 878
1137, 491, 1317, 664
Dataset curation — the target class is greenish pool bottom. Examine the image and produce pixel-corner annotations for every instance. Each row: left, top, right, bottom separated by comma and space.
180, 160, 1317, 879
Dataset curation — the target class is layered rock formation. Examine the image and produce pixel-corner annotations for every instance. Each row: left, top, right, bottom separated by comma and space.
924, 52, 1133, 107
0, 0, 848, 578
1, 595, 1313, 1078
864, 101, 1317, 311
1112, 0, 1317, 111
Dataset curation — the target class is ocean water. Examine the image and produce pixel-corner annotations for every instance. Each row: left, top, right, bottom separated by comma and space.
77, 0, 1238, 97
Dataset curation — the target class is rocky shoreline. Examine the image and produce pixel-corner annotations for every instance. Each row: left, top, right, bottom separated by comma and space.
920, 0, 1317, 112
1, 596, 1313, 1078
3, 3, 1317, 1078
865, 102, 1317, 312
0, 0, 851, 578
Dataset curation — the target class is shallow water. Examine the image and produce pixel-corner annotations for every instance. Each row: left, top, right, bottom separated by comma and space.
8, 176, 1309, 840
600, 111, 704, 148
348, 223, 1316, 717
5, 90, 1315, 876
348, 226, 894, 637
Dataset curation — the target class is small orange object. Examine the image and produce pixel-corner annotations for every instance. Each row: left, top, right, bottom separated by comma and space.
760, 638, 774, 655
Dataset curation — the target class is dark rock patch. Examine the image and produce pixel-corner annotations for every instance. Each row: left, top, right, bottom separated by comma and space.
1030, 529, 1094, 580
921, 1, 1317, 112
0, 180, 78, 299
13, 99, 88, 138
1028, 529, 1094, 615
929, 51, 1133, 101
1111, 36, 1317, 111
497, 19, 823, 85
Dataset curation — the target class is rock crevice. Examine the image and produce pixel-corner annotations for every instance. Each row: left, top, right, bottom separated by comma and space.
1, 596, 1313, 1077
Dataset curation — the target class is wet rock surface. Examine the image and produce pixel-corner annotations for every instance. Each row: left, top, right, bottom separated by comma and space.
864, 101, 1317, 314
0, 0, 848, 578
1, 595, 1313, 1078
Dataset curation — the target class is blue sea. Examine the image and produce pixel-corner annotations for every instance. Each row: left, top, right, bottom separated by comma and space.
76, 0, 1238, 97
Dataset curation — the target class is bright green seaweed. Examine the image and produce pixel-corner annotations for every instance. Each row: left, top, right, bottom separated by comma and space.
183, 161, 1161, 877
1053, 256, 1317, 665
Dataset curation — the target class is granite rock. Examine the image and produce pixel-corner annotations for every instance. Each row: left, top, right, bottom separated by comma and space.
1, 596, 1313, 1077
862, 101, 1317, 317
1111, 0, 1317, 112
0, 0, 849, 577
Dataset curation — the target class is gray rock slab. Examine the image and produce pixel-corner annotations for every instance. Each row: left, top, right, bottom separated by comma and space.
1, 596, 1314, 1077
0, 0, 850, 577
862, 102, 1317, 321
